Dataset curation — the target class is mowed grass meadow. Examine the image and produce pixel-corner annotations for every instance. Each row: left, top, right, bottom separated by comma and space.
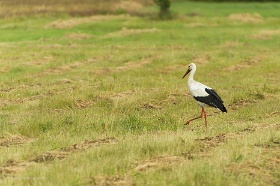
0, 1, 280, 185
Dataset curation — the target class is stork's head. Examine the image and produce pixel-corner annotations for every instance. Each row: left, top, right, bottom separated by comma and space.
182, 63, 196, 79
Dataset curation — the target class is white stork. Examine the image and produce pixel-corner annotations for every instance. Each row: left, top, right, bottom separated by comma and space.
182, 63, 227, 127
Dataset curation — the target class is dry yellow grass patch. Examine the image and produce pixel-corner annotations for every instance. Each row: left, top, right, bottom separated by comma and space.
223, 54, 266, 72
158, 64, 186, 74
251, 29, 280, 40
116, 57, 154, 71
94, 57, 154, 76
65, 33, 92, 40
134, 155, 183, 171
192, 54, 210, 65
0, 67, 10, 74
104, 27, 160, 38
228, 13, 263, 24
0, 0, 152, 18
114, 1, 144, 14
186, 23, 206, 28
0, 134, 34, 147
47, 15, 126, 29
112, 90, 136, 99
221, 41, 243, 49
33, 61, 85, 78
89, 175, 133, 186
25, 56, 53, 66
186, 22, 218, 28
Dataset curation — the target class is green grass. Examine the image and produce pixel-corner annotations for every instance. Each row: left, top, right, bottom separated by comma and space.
171, 2, 280, 17
0, 1, 279, 185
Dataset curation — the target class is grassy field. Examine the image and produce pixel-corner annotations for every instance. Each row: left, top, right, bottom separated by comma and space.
0, 1, 279, 185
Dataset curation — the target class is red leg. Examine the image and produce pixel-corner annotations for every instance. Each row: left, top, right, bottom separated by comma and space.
185, 108, 204, 125
203, 108, 207, 127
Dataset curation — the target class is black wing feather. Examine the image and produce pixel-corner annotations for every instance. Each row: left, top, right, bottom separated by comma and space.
194, 88, 227, 113
205, 89, 224, 103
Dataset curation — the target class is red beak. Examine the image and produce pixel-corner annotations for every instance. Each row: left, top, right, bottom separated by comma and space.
182, 69, 191, 79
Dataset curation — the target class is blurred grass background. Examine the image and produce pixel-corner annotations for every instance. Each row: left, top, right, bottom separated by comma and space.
0, 0, 279, 185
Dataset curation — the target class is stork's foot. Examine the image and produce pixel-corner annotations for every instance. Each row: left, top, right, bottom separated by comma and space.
184, 121, 191, 125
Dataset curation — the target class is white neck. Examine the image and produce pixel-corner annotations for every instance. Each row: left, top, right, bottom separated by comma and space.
188, 66, 196, 83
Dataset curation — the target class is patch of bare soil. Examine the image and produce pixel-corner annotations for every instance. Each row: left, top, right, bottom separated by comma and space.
89, 175, 133, 186
186, 124, 279, 185
226, 161, 275, 184
195, 134, 226, 142
0, 137, 117, 176
255, 123, 280, 130
228, 13, 263, 24
142, 103, 162, 110
0, 134, 34, 147
81, 95, 114, 109
140, 92, 187, 110
104, 27, 160, 38
193, 124, 277, 151
0, 159, 36, 176
226, 150, 280, 186
32, 151, 70, 163
112, 90, 135, 99
47, 15, 126, 29
255, 141, 280, 149
225, 126, 257, 140
134, 155, 183, 172
65, 33, 91, 40
237, 126, 257, 133
185, 126, 257, 158
182, 126, 263, 161
65, 138, 117, 151
32, 137, 117, 163
270, 111, 280, 116
228, 99, 257, 110
75, 99, 96, 109
234, 124, 280, 136
182, 151, 212, 160
195, 133, 227, 151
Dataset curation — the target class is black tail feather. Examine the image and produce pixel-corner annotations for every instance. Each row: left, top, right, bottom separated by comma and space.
219, 103, 227, 113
